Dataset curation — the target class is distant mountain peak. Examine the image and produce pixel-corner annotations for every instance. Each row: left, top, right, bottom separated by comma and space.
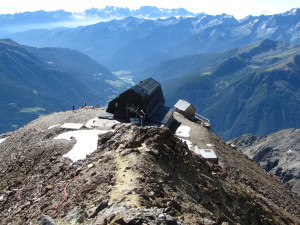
238, 39, 279, 59
83, 5, 198, 19
0, 38, 19, 45
258, 39, 278, 49
283, 8, 300, 16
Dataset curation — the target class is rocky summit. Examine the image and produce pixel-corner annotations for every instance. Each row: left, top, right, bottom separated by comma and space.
0, 108, 299, 224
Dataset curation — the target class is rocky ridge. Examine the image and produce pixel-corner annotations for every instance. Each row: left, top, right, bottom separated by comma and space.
230, 129, 300, 196
0, 108, 299, 224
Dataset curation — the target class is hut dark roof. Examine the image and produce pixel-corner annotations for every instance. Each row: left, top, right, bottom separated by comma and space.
130, 78, 160, 97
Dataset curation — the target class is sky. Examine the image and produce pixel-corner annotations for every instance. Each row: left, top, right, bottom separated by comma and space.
0, 0, 299, 19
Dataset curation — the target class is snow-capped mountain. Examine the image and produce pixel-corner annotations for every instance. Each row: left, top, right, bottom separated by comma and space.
0, 6, 198, 34
6, 8, 299, 72
84, 6, 197, 19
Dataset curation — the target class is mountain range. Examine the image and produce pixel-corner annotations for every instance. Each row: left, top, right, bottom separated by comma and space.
152, 39, 300, 139
0, 39, 127, 134
84, 6, 197, 19
1, 8, 300, 140
3, 8, 299, 73
0, 6, 198, 35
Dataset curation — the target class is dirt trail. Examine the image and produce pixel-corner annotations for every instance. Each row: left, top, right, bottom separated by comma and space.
110, 153, 141, 207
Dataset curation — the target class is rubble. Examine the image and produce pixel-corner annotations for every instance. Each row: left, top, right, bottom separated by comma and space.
0, 108, 299, 224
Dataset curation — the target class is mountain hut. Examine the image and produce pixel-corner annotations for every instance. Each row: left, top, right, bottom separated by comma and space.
104, 77, 174, 127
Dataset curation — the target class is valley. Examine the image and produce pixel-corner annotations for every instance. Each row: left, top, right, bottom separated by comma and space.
0, 39, 130, 134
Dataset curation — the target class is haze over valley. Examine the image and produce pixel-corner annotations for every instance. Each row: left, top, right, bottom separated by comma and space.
1, 6, 299, 139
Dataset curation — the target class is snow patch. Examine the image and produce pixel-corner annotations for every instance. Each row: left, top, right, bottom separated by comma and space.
0, 137, 7, 144
176, 126, 191, 138
85, 118, 98, 129
206, 143, 215, 147
266, 27, 276, 34
87, 163, 94, 168
92, 118, 120, 129
54, 130, 110, 162
180, 138, 192, 150
287, 149, 294, 155
48, 124, 61, 129
61, 123, 84, 130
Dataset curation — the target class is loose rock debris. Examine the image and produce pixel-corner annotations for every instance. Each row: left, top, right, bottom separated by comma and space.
0, 108, 299, 224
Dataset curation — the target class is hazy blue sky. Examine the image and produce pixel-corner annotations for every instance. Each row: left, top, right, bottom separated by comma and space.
0, 0, 299, 18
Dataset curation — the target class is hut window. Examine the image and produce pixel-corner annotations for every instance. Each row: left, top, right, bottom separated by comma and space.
115, 103, 118, 107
